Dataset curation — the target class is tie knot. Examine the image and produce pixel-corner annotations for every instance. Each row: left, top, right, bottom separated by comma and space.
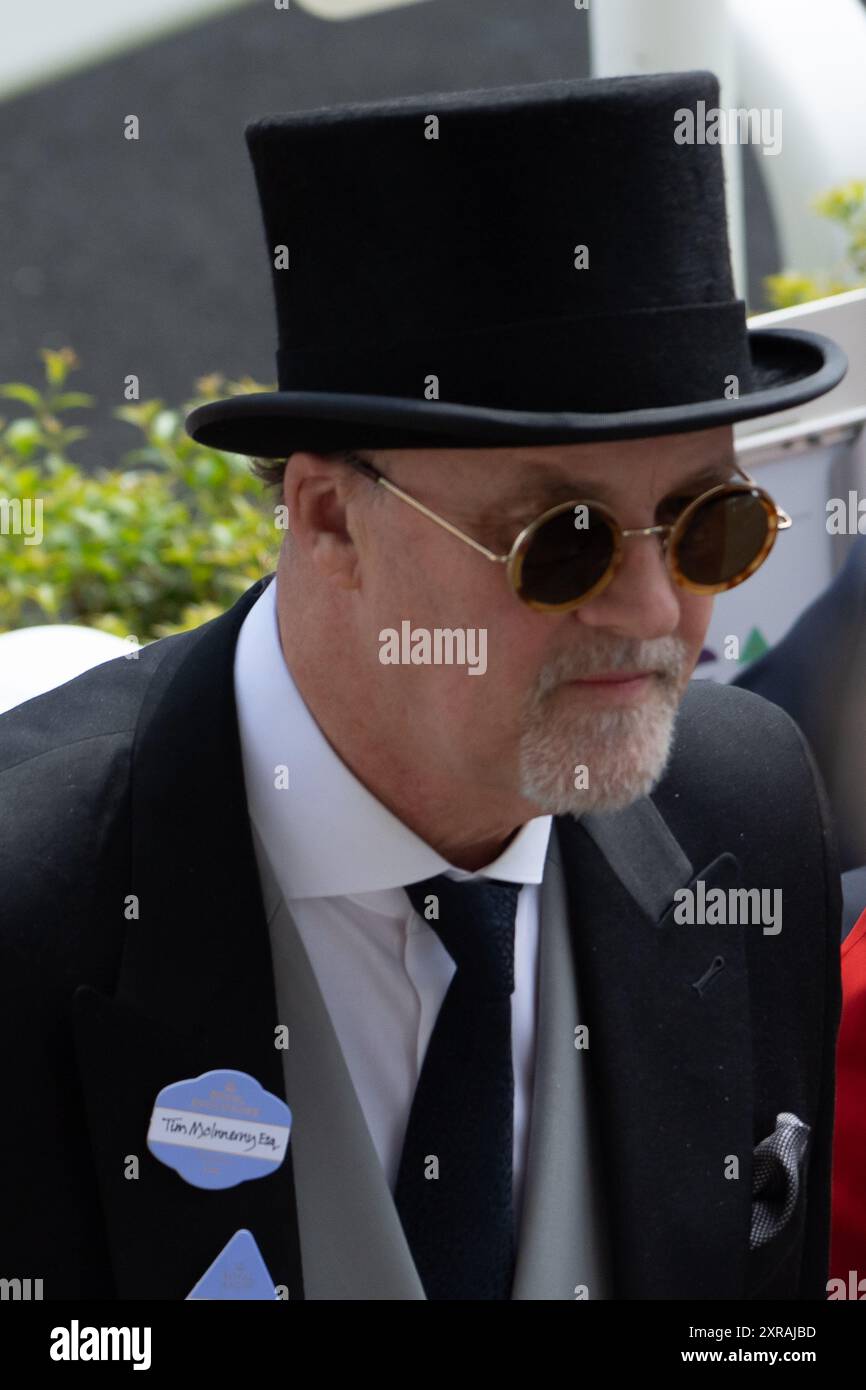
405, 874, 520, 998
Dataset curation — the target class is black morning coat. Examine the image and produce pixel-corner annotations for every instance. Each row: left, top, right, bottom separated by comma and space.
0, 574, 841, 1300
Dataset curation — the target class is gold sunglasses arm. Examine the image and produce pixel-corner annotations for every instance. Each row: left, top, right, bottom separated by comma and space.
344, 453, 509, 563
733, 460, 792, 530
377, 478, 509, 561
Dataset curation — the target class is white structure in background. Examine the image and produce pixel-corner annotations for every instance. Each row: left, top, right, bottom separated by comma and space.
294, 0, 429, 17
697, 288, 866, 684
0, 0, 432, 103
730, 0, 866, 286
0, 626, 132, 715
0, 0, 247, 100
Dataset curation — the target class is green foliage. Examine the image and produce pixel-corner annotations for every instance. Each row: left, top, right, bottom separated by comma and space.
764, 179, 866, 309
0, 349, 281, 640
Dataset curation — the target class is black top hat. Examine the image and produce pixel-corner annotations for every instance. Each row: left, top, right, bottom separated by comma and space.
185, 70, 847, 458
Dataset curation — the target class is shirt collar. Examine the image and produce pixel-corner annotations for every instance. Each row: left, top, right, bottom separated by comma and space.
233, 576, 552, 900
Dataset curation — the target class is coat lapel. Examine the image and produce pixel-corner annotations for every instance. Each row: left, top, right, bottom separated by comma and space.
72, 574, 305, 1300
556, 801, 753, 1299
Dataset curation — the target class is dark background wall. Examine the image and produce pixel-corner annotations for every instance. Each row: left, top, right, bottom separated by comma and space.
1, 0, 780, 468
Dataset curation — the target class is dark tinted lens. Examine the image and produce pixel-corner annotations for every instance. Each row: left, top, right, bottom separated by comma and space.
517, 505, 615, 606
676, 490, 770, 586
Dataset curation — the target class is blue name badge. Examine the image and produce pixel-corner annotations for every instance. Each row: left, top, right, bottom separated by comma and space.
186, 1229, 277, 1301
147, 1068, 292, 1191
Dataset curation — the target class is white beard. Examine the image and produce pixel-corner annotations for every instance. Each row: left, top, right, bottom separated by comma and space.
517, 635, 690, 816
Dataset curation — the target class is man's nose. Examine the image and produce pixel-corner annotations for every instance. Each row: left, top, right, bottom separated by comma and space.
573, 527, 681, 638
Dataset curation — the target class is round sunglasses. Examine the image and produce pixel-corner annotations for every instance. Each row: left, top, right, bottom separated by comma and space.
343, 451, 791, 613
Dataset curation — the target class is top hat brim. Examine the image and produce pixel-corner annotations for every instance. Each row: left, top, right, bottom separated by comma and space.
185, 327, 847, 459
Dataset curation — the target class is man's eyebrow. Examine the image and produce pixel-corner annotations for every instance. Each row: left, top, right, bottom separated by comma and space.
665, 459, 740, 494
494, 456, 738, 514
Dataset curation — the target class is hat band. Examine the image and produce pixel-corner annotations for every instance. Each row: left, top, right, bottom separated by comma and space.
275, 301, 752, 412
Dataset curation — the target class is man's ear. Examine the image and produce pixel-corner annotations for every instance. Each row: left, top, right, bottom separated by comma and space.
282, 452, 361, 591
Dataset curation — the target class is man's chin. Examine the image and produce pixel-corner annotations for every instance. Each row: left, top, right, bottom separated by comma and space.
517, 692, 680, 817
521, 768, 668, 819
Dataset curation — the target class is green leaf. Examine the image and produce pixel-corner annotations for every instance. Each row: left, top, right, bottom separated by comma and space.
151, 409, 179, 443
0, 383, 44, 408
34, 583, 60, 616
51, 392, 95, 411
40, 348, 78, 387
114, 401, 163, 429
4, 418, 42, 455
117, 447, 168, 469
55, 426, 88, 446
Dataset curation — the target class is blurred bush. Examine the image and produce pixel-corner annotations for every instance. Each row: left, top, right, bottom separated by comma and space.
0, 349, 280, 640
764, 179, 866, 308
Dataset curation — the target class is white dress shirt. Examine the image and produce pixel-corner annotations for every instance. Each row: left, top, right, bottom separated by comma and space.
233, 576, 552, 1233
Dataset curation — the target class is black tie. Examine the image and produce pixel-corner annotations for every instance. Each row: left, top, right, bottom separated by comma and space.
395, 873, 521, 1300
